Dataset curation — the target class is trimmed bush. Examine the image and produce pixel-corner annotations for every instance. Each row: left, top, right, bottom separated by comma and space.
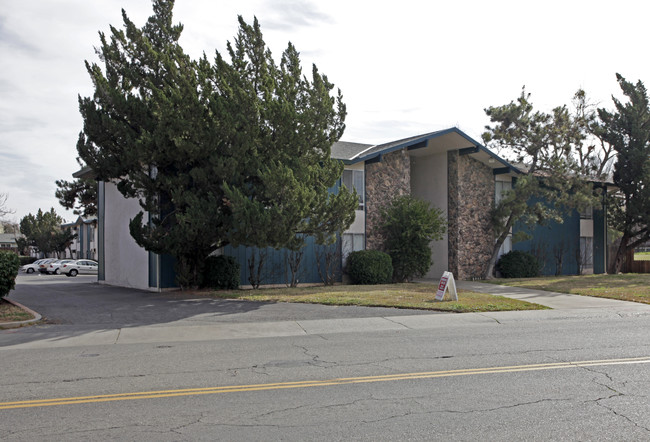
0, 251, 20, 298
496, 250, 540, 278
379, 195, 446, 282
202, 255, 240, 289
347, 250, 393, 285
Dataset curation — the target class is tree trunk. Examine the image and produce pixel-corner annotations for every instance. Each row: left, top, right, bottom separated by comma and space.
610, 233, 629, 274
483, 215, 515, 279
483, 242, 503, 280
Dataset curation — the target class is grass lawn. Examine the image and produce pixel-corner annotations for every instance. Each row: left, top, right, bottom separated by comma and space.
193, 283, 549, 313
0, 298, 34, 324
488, 274, 650, 304
634, 252, 650, 261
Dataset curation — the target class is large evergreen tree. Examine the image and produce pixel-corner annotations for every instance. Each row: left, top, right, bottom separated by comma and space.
596, 74, 650, 273
56, 169, 98, 217
19, 208, 69, 256
76, 1, 355, 287
218, 18, 356, 252
482, 89, 599, 278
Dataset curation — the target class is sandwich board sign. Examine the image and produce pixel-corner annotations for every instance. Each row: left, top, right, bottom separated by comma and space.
435, 271, 458, 302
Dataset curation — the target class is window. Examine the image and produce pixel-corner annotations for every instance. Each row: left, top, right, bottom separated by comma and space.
495, 180, 512, 204
579, 206, 593, 219
580, 237, 594, 267
342, 169, 364, 210
342, 233, 365, 266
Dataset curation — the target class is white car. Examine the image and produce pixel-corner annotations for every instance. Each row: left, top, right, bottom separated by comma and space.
60, 259, 99, 277
47, 259, 75, 275
21, 259, 48, 274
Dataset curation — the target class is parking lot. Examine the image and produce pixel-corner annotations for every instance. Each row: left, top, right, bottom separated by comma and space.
15, 272, 97, 285
8, 273, 434, 329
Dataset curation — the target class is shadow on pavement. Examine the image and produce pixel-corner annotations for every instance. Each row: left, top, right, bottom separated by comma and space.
1, 274, 436, 347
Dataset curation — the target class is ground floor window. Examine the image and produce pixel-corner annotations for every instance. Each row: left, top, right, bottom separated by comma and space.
579, 236, 594, 267
342, 233, 365, 267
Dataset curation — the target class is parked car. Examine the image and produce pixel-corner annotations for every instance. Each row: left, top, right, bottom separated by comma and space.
47, 259, 75, 275
37, 258, 57, 274
21, 259, 47, 274
60, 259, 99, 277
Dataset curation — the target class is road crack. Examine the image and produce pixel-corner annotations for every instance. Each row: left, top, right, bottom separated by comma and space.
577, 364, 650, 433
382, 317, 413, 329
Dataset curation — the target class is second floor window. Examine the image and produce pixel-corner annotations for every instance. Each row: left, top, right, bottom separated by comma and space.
580, 206, 593, 219
342, 169, 364, 210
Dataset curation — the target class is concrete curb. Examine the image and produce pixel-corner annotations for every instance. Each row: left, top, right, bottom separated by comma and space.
0, 297, 42, 329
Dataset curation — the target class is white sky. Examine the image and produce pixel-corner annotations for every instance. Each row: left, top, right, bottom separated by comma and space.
1, 0, 648, 223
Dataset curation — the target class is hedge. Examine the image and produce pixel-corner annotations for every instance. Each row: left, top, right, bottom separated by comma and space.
347, 250, 393, 285
496, 250, 540, 278
202, 255, 240, 289
0, 251, 20, 297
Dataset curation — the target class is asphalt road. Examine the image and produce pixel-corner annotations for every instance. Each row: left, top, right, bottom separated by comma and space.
2, 276, 650, 440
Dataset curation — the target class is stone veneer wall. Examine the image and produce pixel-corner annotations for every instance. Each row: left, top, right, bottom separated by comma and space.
447, 151, 495, 279
364, 149, 411, 250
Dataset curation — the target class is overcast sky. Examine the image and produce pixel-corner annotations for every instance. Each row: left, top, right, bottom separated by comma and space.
1, 0, 648, 223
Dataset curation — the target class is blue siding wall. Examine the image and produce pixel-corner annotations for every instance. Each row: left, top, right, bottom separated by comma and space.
593, 208, 606, 274
151, 238, 341, 289
224, 237, 341, 287
160, 254, 176, 288
513, 208, 581, 275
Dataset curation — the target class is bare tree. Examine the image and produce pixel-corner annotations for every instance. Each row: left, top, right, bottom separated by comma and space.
573, 91, 617, 179
285, 248, 305, 288
315, 244, 341, 286
0, 193, 15, 220
553, 241, 567, 276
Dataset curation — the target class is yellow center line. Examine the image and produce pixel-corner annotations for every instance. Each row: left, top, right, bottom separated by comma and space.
2, 356, 649, 410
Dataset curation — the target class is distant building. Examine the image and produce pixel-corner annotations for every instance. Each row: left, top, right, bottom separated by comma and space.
60, 216, 98, 260
0, 233, 20, 254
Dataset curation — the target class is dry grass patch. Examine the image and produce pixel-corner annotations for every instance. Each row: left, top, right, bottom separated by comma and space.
0, 299, 34, 323
488, 274, 650, 304
199, 283, 548, 313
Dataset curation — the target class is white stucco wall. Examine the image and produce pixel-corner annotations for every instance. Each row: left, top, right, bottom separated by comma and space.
102, 182, 150, 290
410, 152, 448, 279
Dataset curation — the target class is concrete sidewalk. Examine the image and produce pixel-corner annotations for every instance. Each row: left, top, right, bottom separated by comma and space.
4, 277, 650, 349
457, 280, 650, 310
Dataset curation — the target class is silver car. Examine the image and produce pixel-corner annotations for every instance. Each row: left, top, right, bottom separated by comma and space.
60, 259, 99, 277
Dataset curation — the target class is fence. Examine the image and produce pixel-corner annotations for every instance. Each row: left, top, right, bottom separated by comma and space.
624, 249, 650, 273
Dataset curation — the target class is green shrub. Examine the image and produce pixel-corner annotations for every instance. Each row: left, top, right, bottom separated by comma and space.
0, 251, 20, 297
379, 195, 446, 282
202, 255, 240, 289
496, 250, 540, 278
347, 250, 393, 285
19, 256, 38, 266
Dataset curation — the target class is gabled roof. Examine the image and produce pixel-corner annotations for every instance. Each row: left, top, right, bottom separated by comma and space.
61, 216, 98, 229
331, 141, 374, 161
72, 166, 94, 179
0, 233, 19, 245
336, 127, 521, 175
